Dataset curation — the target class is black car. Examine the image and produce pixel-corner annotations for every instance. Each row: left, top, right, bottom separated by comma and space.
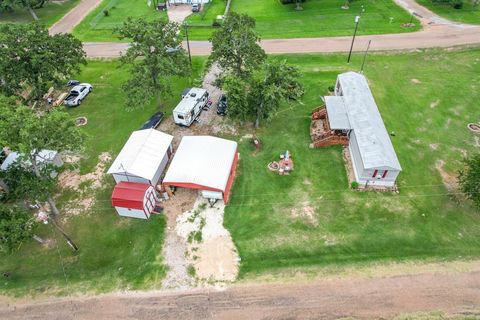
217, 94, 227, 116
140, 112, 165, 130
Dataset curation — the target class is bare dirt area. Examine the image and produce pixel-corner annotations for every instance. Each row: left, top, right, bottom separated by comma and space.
435, 159, 458, 192
176, 198, 239, 283
1, 268, 480, 320
57, 152, 111, 216
160, 188, 198, 289
166, 4, 192, 24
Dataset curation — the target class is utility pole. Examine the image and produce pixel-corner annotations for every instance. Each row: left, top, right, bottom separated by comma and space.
347, 5, 365, 63
347, 15, 361, 63
360, 40, 371, 73
184, 22, 192, 69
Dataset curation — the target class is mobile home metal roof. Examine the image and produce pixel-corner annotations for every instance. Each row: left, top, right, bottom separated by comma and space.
336, 72, 401, 170
325, 96, 351, 130
173, 88, 207, 114
107, 129, 173, 180
163, 136, 237, 192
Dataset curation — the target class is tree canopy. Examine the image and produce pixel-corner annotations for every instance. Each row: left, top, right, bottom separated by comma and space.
459, 153, 480, 209
222, 60, 304, 127
0, 23, 86, 103
0, 204, 36, 253
115, 18, 190, 110
0, 99, 85, 215
209, 12, 266, 78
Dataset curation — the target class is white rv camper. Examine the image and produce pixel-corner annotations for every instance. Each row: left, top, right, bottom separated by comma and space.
173, 88, 209, 126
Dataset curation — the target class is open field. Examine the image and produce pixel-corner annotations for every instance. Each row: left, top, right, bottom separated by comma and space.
72, 0, 167, 42
0, 59, 205, 296
225, 48, 480, 277
416, 0, 480, 24
187, 0, 421, 40
0, 0, 80, 26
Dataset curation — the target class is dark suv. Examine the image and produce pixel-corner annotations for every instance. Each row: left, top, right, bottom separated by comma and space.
217, 95, 227, 116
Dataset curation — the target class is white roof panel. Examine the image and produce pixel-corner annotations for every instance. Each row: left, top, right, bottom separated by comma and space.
325, 96, 351, 130
0, 150, 58, 171
163, 136, 237, 192
336, 72, 401, 170
107, 129, 173, 181
173, 88, 207, 114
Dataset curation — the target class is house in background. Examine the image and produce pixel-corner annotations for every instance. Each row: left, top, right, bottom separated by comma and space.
162, 136, 239, 203
0, 150, 63, 177
310, 72, 401, 187
111, 182, 159, 219
107, 129, 173, 186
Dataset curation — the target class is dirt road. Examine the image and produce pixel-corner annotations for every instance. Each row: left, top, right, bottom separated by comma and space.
82, 0, 480, 57
49, 0, 103, 35
1, 271, 479, 319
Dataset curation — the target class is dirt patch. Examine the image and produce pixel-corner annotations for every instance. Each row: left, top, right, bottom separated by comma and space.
176, 197, 239, 284
166, 4, 192, 24
468, 123, 480, 133
291, 201, 317, 225
435, 160, 458, 192
429, 143, 439, 150
430, 99, 440, 108
161, 188, 198, 289
57, 152, 111, 216
410, 78, 421, 84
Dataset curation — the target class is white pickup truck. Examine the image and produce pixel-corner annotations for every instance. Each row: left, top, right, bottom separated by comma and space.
64, 83, 93, 107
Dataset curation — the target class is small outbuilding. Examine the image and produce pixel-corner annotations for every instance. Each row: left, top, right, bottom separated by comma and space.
107, 129, 174, 186
162, 136, 238, 203
111, 182, 158, 219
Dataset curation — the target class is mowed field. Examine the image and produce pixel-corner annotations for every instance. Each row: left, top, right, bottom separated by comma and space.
224, 49, 480, 277
0, 0, 80, 26
187, 0, 420, 40
0, 59, 205, 296
416, 0, 480, 24
72, 0, 167, 42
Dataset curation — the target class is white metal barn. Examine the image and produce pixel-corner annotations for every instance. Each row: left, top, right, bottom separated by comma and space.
111, 182, 158, 219
329, 72, 402, 187
107, 129, 174, 186
162, 136, 239, 203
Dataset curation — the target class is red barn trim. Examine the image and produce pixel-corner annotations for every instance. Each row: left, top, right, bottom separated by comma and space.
112, 182, 150, 210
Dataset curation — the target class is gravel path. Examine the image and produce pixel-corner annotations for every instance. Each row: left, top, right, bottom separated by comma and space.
1, 269, 479, 319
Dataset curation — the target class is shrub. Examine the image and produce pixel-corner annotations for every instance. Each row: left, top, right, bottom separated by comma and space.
103, 9, 109, 16
351, 181, 359, 189
212, 19, 222, 27
451, 0, 464, 8
328, 85, 335, 92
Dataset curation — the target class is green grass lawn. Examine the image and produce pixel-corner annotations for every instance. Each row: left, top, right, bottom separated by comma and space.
185, 0, 227, 39
187, 0, 421, 40
72, 0, 167, 42
0, 58, 205, 296
225, 48, 480, 278
416, 0, 480, 24
0, 0, 80, 26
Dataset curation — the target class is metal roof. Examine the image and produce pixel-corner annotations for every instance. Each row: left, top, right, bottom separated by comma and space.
336, 72, 401, 170
111, 182, 151, 209
325, 96, 351, 130
107, 129, 173, 180
0, 150, 58, 171
173, 88, 207, 114
163, 136, 237, 192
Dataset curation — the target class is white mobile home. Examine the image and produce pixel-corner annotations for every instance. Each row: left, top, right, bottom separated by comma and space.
107, 129, 173, 186
173, 88, 209, 126
312, 72, 401, 187
333, 72, 401, 187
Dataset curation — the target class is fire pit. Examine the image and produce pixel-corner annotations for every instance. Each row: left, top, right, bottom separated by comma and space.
268, 150, 294, 175
75, 116, 88, 127
467, 123, 480, 133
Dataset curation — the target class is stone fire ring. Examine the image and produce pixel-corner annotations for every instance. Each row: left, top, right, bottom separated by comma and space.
75, 116, 88, 127
467, 123, 480, 133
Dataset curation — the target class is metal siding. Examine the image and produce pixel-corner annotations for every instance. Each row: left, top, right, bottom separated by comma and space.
115, 207, 148, 219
